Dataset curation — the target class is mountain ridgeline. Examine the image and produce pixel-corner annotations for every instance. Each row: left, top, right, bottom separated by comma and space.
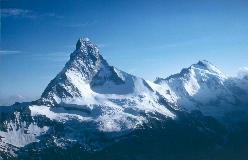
1, 38, 248, 159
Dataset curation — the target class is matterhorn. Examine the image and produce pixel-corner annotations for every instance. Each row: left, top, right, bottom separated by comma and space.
1, 37, 248, 159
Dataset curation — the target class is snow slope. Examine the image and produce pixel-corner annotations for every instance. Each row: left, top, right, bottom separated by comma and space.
154, 60, 248, 117
0, 111, 48, 155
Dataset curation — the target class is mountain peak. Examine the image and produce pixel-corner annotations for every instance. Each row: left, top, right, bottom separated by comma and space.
196, 60, 211, 66
155, 60, 226, 84
39, 37, 104, 105
192, 60, 214, 70
76, 37, 92, 50
71, 37, 100, 60
190, 60, 225, 77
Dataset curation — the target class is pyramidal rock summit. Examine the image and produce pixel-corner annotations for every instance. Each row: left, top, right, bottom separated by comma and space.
1, 37, 248, 157
33, 37, 176, 132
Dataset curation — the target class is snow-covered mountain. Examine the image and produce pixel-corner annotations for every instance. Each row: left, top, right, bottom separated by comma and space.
153, 60, 248, 117
32, 37, 175, 132
1, 38, 176, 156
1, 37, 248, 158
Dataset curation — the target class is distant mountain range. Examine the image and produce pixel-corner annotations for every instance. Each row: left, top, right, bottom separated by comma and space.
1, 38, 248, 159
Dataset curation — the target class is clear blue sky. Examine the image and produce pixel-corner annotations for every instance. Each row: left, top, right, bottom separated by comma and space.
1, 0, 248, 104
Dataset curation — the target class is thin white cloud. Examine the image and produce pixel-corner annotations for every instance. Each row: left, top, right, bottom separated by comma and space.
1, 8, 62, 19
1, 8, 29, 16
1, 8, 35, 18
0, 50, 21, 55
0, 50, 68, 63
237, 67, 248, 79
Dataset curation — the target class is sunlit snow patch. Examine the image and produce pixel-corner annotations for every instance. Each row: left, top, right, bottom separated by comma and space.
0, 112, 49, 150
